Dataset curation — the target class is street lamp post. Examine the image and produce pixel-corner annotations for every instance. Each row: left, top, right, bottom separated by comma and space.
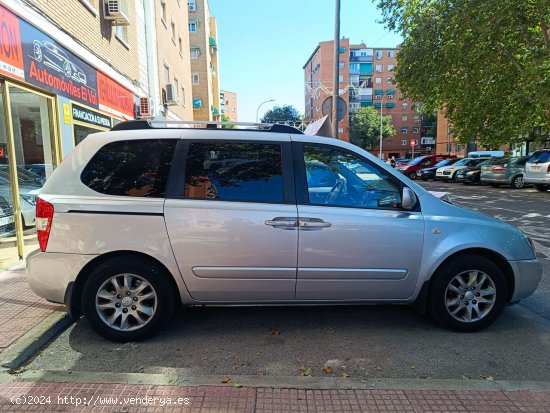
256, 99, 275, 123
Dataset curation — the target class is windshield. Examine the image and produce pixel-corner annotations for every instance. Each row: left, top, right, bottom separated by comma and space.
453, 158, 471, 166
408, 156, 427, 166
434, 159, 452, 167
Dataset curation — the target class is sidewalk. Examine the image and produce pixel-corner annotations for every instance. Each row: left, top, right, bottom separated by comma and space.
1, 381, 549, 412
0, 263, 64, 352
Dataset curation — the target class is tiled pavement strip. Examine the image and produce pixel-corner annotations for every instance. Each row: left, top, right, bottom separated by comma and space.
1, 382, 550, 412
2, 264, 550, 412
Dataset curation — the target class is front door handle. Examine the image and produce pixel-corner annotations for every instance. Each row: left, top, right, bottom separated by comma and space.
298, 218, 332, 229
265, 217, 298, 228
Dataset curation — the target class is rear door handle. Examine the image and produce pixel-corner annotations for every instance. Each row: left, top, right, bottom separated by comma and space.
298, 218, 332, 229
265, 217, 298, 228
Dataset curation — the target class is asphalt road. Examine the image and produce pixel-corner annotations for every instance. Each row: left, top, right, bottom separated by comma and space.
25, 181, 550, 382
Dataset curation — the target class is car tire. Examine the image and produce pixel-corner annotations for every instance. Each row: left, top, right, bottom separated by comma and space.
450, 172, 458, 182
534, 184, 549, 192
429, 254, 507, 332
511, 175, 525, 189
409, 172, 417, 180
490, 183, 500, 188
81, 257, 176, 342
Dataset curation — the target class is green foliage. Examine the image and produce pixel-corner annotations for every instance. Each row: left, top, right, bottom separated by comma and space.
220, 114, 235, 129
260, 105, 302, 124
349, 107, 396, 149
375, 0, 550, 147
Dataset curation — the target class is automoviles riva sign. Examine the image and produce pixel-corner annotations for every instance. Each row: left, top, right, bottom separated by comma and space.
0, 4, 135, 119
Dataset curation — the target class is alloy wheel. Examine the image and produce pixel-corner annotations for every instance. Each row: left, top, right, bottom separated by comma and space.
95, 273, 157, 331
444, 270, 496, 323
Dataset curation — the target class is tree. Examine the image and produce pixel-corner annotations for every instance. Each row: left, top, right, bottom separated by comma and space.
375, 0, 550, 147
349, 107, 396, 149
260, 105, 302, 124
220, 114, 235, 129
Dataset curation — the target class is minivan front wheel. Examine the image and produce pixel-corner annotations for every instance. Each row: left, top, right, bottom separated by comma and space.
82, 258, 175, 342
429, 254, 506, 332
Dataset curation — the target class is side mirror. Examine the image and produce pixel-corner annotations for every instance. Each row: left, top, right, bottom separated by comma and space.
402, 187, 417, 210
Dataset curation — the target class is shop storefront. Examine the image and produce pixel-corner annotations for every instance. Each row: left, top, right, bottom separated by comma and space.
0, 4, 136, 268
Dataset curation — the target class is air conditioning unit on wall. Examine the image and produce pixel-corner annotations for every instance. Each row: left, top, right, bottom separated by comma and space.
138, 97, 153, 118
104, 0, 130, 26
164, 84, 178, 106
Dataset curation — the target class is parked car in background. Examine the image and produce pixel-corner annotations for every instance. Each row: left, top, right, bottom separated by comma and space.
524, 149, 550, 192
480, 156, 531, 189
456, 158, 501, 185
397, 154, 456, 179
0, 195, 15, 237
23, 164, 49, 184
418, 158, 461, 181
436, 158, 490, 181
395, 158, 411, 167
0, 166, 42, 228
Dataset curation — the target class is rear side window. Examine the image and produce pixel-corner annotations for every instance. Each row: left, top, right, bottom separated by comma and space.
81, 139, 176, 197
184, 142, 283, 202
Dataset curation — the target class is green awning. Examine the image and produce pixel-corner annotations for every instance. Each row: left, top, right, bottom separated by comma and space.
212, 106, 219, 116
209, 36, 217, 47
339, 47, 346, 53
374, 102, 382, 108
386, 102, 395, 108
387, 89, 395, 94
360, 101, 373, 107
375, 89, 384, 95
193, 99, 202, 108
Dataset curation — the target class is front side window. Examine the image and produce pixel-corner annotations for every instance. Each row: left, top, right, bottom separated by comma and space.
184, 142, 283, 203
81, 140, 176, 197
303, 145, 401, 209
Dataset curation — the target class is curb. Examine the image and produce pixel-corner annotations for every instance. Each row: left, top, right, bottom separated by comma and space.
0, 312, 73, 371
9, 370, 550, 392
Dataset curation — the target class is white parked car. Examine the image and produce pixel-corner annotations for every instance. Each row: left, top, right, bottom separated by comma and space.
524, 149, 550, 192
27, 120, 542, 341
435, 157, 489, 181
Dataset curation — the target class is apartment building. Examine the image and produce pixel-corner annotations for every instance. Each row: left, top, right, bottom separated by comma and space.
0, 0, 194, 269
188, 0, 220, 121
156, 0, 193, 120
220, 90, 238, 121
304, 40, 421, 158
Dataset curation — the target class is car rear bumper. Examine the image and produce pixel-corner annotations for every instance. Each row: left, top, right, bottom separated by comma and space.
480, 174, 512, 184
509, 259, 543, 302
27, 249, 97, 305
524, 176, 550, 184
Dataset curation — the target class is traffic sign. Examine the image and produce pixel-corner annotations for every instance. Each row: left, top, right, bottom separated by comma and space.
411, 140, 416, 147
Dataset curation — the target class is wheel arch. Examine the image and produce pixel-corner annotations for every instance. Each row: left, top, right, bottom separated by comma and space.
67, 250, 181, 318
414, 247, 515, 313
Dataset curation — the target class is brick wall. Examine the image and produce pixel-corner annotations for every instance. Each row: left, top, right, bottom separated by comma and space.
32, 0, 140, 82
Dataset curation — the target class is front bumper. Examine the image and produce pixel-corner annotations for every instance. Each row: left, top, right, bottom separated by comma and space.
456, 173, 478, 183
27, 250, 97, 305
509, 259, 543, 302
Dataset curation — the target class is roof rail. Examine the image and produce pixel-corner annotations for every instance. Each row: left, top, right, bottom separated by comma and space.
111, 119, 303, 134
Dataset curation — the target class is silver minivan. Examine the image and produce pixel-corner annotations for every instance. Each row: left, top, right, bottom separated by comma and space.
27, 121, 542, 341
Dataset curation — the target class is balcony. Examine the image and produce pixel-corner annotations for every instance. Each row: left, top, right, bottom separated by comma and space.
350, 55, 373, 63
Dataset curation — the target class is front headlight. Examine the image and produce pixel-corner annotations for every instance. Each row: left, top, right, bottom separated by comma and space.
466, 170, 476, 176
20, 194, 36, 206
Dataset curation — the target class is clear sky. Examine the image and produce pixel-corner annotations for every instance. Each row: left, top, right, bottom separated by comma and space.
209, 0, 403, 123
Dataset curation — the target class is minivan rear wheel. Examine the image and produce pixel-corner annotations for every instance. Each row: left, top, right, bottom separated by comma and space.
429, 254, 507, 332
82, 257, 175, 342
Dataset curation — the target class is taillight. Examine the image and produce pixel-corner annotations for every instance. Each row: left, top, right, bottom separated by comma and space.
492, 166, 505, 173
36, 197, 54, 252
